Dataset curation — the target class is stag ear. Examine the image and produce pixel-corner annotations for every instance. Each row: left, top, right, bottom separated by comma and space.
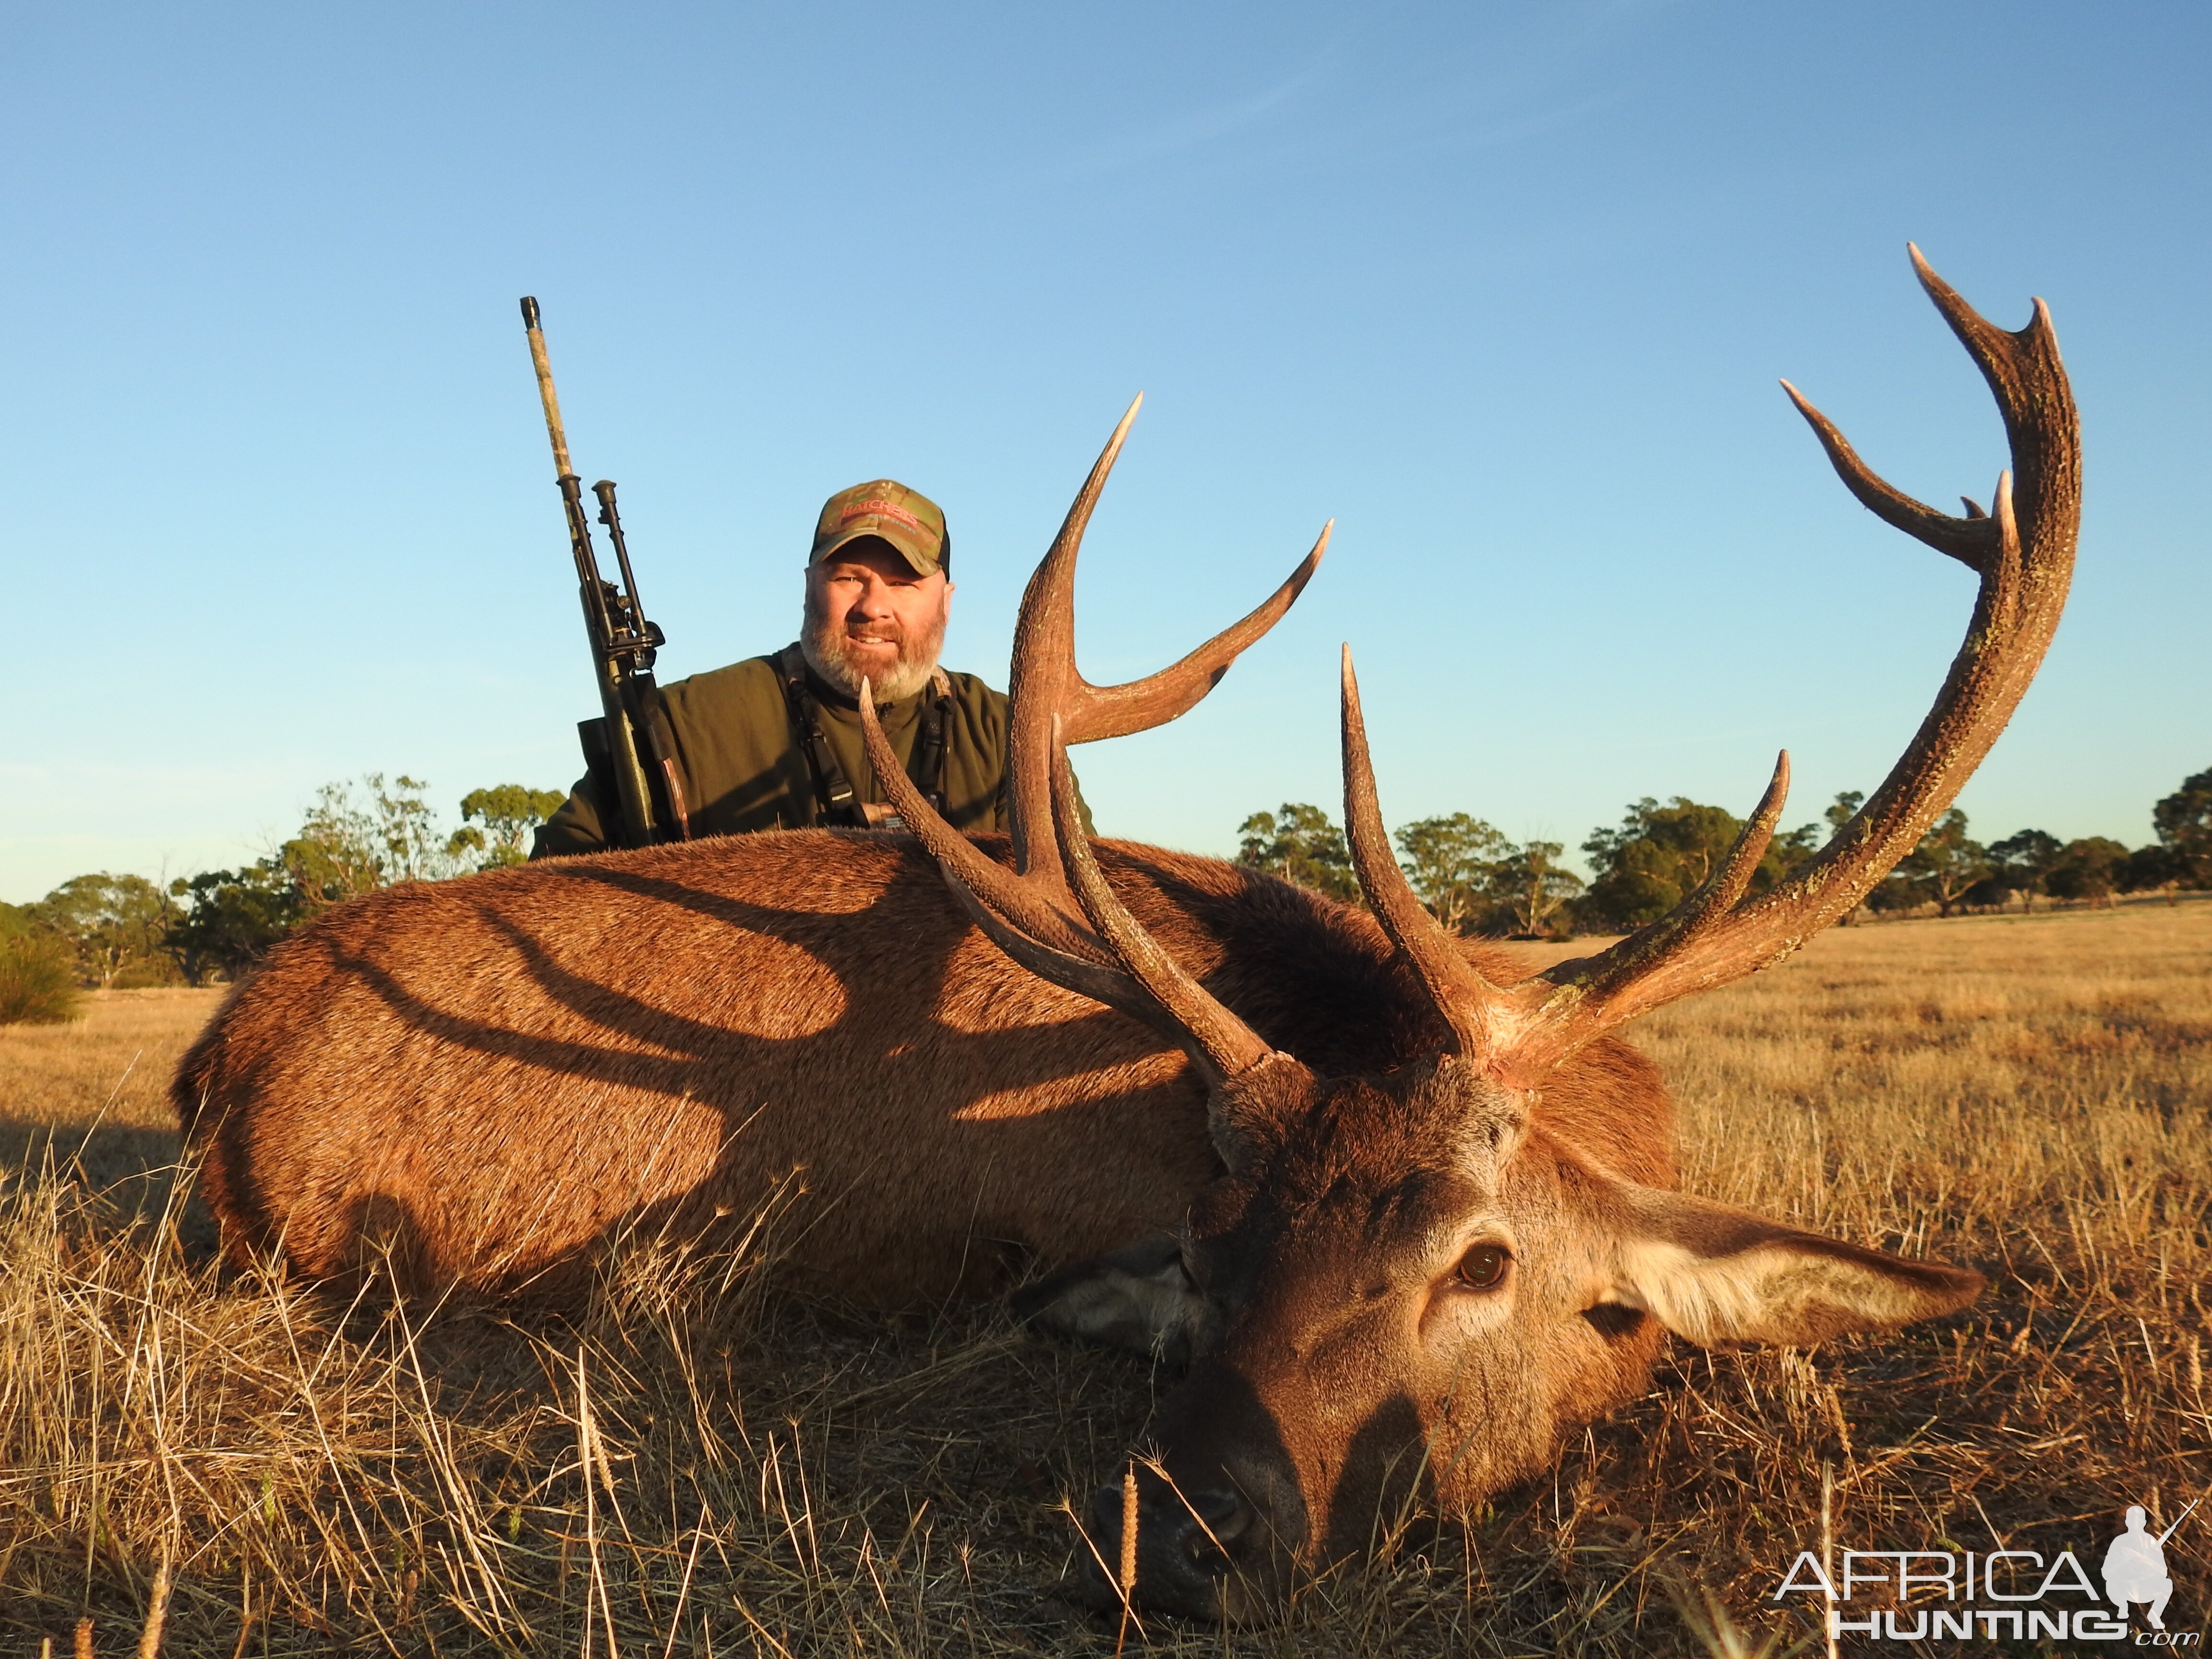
1012, 1234, 1208, 1368
1597, 1186, 1984, 1348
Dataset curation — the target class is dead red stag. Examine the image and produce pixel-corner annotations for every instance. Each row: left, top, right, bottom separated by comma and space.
178, 247, 2075, 1621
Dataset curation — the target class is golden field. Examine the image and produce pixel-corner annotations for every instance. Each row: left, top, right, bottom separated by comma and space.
2, 899, 2206, 1655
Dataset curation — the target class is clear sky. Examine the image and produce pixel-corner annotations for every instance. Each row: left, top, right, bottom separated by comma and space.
4, 1, 2205, 902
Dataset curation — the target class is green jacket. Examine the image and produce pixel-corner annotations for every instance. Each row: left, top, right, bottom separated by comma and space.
532, 650, 1014, 858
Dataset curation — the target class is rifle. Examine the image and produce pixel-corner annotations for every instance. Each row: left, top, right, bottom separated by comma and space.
519, 297, 690, 849
2157, 1499, 2199, 1545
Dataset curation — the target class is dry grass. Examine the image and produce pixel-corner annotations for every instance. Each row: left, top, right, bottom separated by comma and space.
2, 903, 2207, 1655
0, 986, 224, 1209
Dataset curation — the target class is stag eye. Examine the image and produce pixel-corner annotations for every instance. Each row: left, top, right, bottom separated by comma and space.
1454, 1244, 1511, 1290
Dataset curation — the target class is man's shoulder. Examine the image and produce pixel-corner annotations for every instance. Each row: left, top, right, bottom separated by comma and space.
938, 667, 1008, 716
663, 654, 790, 714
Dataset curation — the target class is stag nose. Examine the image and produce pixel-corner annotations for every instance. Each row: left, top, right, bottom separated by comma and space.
1087, 1472, 1257, 1614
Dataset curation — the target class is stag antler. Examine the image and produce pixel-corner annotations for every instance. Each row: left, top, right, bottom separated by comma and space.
1339, 245, 2080, 1079
862, 690, 1279, 1088
1005, 395, 1330, 885
857, 399, 1328, 1085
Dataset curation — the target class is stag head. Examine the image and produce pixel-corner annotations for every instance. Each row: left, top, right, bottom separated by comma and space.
863, 248, 2076, 1620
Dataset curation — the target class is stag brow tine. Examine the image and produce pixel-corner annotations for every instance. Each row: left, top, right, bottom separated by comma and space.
1048, 715, 1276, 1082
856, 677, 1178, 1025
1337, 646, 1506, 1050
1064, 521, 1333, 746
856, 679, 1092, 955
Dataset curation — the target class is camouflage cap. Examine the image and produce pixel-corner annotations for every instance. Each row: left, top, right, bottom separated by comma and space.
810, 479, 950, 577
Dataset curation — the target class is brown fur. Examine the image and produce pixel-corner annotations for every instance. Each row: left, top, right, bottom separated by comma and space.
174, 830, 1671, 1304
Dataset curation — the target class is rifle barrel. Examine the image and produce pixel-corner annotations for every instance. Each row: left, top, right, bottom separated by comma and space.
2156, 1498, 2199, 1544
520, 297, 577, 481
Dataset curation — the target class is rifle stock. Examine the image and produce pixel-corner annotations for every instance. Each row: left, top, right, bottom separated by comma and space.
519, 298, 689, 849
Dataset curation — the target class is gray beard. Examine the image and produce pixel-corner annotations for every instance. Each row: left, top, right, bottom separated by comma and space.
801, 604, 947, 704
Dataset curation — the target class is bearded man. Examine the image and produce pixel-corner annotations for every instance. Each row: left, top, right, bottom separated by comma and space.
532, 480, 1022, 857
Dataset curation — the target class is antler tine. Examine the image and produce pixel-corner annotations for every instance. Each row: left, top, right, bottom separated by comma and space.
858, 681, 1095, 957
1506, 249, 2079, 1073
1004, 397, 1326, 879
1048, 717, 1277, 1086
859, 679, 1278, 1088
1909, 243, 2073, 531
1337, 646, 1512, 1055
1779, 379, 1996, 573
1074, 522, 1331, 745
1531, 753, 1790, 1031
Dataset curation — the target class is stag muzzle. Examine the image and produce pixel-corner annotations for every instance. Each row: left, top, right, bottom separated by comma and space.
1080, 1457, 1306, 1623
1073, 1362, 1314, 1621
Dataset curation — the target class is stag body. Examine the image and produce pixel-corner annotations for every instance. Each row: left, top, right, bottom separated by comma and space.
177, 833, 1668, 1303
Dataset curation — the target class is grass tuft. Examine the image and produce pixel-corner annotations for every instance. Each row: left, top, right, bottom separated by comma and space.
0, 937, 84, 1027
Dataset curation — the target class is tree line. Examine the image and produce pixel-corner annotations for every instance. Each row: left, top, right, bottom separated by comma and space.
5, 762, 2206, 1023
1235, 765, 2212, 938
0, 777, 564, 1020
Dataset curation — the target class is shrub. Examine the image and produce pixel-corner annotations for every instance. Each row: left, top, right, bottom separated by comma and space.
0, 936, 83, 1024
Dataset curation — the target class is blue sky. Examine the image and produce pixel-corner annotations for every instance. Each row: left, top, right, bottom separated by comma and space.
4, 1, 2205, 901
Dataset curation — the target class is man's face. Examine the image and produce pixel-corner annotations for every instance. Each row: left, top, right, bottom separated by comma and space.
801, 538, 954, 700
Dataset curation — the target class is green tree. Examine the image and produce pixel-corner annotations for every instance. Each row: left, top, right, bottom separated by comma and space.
273, 772, 457, 899
1390, 816, 1584, 938
165, 771, 464, 982
1486, 841, 1584, 938
370, 772, 447, 883
277, 779, 389, 901
1890, 808, 1989, 917
2150, 766, 2212, 889
1825, 790, 1866, 835
448, 784, 568, 870
2119, 842, 2181, 895
1237, 804, 1359, 902
1984, 828, 2062, 910
2044, 836, 2130, 908
23, 873, 185, 988
165, 865, 305, 985
1394, 814, 1511, 930
1581, 798, 1750, 931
